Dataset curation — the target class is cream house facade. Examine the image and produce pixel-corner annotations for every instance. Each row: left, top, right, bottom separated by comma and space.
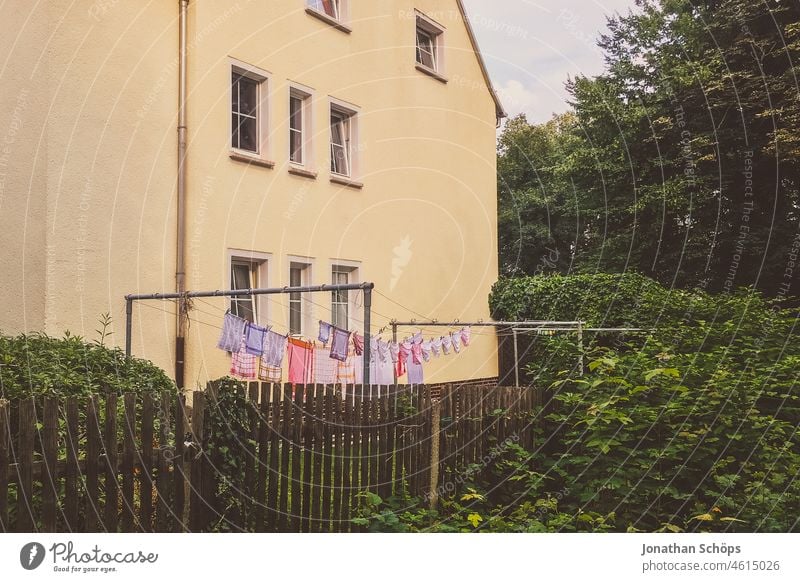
0, 0, 504, 389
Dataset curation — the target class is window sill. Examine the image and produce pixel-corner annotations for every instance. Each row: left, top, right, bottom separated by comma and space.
415, 63, 448, 84
330, 174, 364, 189
305, 8, 351, 33
229, 151, 276, 169
288, 165, 318, 180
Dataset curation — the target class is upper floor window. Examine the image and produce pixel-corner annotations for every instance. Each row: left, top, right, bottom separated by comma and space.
308, 0, 340, 19
231, 259, 259, 322
232, 73, 259, 153
415, 13, 445, 77
330, 105, 355, 177
230, 61, 271, 161
289, 87, 312, 166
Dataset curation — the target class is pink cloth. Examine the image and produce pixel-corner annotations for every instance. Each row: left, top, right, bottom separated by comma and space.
460, 326, 471, 347
287, 338, 314, 384
230, 339, 256, 379
396, 341, 411, 378
411, 339, 423, 365
353, 332, 364, 356
451, 331, 461, 353
441, 335, 452, 355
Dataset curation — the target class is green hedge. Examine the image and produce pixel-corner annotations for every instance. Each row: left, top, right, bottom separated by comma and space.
0, 332, 176, 399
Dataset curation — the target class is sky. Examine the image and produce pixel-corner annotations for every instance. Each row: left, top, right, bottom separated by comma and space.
461, 0, 639, 123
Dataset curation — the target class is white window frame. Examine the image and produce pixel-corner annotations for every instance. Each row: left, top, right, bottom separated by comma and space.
415, 12, 446, 76
306, 0, 350, 29
288, 257, 314, 336
228, 250, 271, 326
288, 84, 314, 168
329, 99, 359, 179
229, 59, 271, 161
330, 260, 360, 330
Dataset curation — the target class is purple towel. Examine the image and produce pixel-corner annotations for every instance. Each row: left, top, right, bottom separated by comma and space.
329, 326, 351, 362
245, 323, 270, 356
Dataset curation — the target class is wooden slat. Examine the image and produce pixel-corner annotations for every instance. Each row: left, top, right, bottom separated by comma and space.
321, 385, 334, 532
121, 393, 136, 532
377, 386, 389, 501
254, 383, 269, 531
341, 388, 354, 531
173, 394, 186, 532
369, 387, 380, 494
155, 392, 171, 532
266, 384, 281, 532
309, 384, 325, 532
277, 385, 292, 532
140, 394, 154, 532
248, 383, 261, 530
290, 385, 304, 532
0, 399, 9, 531
104, 393, 119, 532
85, 396, 101, 531
189, 391, 206, 532
64, 398, 79, 531
351, 386, 363, 529
41, 397, 59, 532
301, 385, 313, 533
421, 386, 432, 501
17, 398, 35, 532
332, 388, 344, 532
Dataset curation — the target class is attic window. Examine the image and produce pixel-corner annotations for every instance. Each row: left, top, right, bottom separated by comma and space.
415, 12, 445, 78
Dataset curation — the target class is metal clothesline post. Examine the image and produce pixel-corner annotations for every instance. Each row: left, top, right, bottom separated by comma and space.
125, 282, 375, 386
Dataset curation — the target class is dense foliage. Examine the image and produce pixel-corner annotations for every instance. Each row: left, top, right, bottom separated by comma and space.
498, 0, 800, 296
0, 331, 175, 399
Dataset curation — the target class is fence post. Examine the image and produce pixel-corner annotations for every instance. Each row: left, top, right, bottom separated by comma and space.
428, 396, 442, 510
0, 399, 8, 531
189, 390, 206, 532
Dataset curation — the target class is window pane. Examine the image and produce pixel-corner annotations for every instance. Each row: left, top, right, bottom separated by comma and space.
239, 117, 258, 153
238, 77, 258, 116
290, 97, 303, 130
290, 131, 303, 164
233, 298, 255, 323
232, 113, 240, 149
232, 263, 252, 290
416, 30, 436, 69
289, 302, 302, 335
330, 115, 345, 146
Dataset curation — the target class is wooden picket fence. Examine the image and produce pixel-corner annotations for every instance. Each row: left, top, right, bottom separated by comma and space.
0, 379, 541, 532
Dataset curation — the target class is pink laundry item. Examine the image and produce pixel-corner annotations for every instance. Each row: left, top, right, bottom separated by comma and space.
389, 342, 400, 363
411, 339, 423, 365
431, 337, 442, 357
287, 337, 314, 384
421, 341, 432, 362
441, 335, 452, 355
353, 332, 364, 356
460, 326, 472, 347
314, 346, 338, 384
451, 331, 461, 353
230, 339, 256, 380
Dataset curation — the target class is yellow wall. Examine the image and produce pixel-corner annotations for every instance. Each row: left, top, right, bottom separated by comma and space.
2, 0, 499, 387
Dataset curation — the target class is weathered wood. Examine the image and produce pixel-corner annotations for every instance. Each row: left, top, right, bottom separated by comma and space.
104, 393, 119, 532
0, 399, 9, 531
247, 382, 261, 530
351, 386, 363, 529
42, 397, 59, 532
155, 392, 171, 532
332, 388, 344, 532
301, 385, 314, 533
377, 386, 391, 501
64, 399, 79, 531
290, 385, 303, 532
321, 386, 334, 532
341, 388, 353, 531
266, 384, 281, 532
277, 385, 292, 532
85, 396, 101, 531
254, 383, 269, 531
310, 385, 323, 532
140, 394, 154, 532
121, 393, 136, 532
173, 394, 186, 532
17, 398, 35, 532
359, 386, 370, 497
189, 391, 206, 532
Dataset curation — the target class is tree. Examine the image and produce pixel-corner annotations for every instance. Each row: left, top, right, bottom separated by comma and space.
497, 0, 800, 297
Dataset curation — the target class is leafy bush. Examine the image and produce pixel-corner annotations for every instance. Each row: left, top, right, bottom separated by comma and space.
0, 331, 175, 399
